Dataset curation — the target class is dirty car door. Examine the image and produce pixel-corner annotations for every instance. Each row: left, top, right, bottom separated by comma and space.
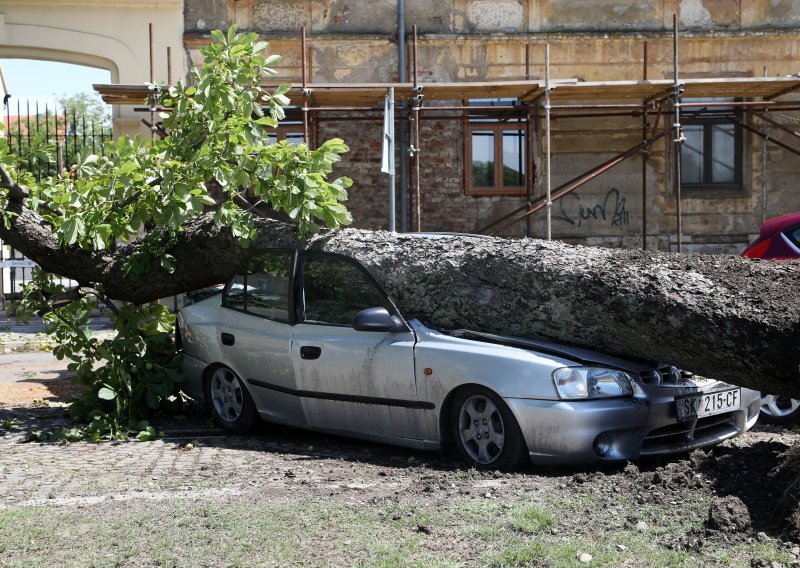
290, 253, 423, 440
217, 250, 305, 427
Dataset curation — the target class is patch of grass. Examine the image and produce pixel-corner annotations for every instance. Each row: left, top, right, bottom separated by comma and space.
489, 541, 547, 567
511, 504, 554, 534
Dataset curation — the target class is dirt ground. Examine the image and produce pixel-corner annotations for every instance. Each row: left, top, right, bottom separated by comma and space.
2, 354, 800, 567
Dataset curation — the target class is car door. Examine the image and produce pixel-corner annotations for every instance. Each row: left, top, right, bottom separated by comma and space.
216, 249, 306, 428
290, 253, 424, 440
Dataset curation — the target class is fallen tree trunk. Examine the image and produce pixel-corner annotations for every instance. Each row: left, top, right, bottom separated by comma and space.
293, 226, 800, 397
2, 206, 798, 396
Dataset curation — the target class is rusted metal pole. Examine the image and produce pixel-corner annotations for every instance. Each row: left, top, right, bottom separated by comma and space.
735, 119, 800, 157
762, 66, 769, 224
301, 27, 309, 145
642, 40, 648, 250
751, 110, 800, 140
167, 46, 172, 85
672, 14, 683, 253
545, 43, 552, 241
482, 127, 673, 235
526, 106, 532, 237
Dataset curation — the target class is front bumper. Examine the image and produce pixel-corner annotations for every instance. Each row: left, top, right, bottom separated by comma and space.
506, 388, 761, 465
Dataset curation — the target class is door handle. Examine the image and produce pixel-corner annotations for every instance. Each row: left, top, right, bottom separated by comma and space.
221, 333, 235, 346
300, 345, 322, 360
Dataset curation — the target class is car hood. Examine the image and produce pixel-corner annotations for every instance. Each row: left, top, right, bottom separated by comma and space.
443, 328, 660, 374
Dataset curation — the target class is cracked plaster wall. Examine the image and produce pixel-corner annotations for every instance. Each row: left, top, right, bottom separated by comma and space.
181, 1, 800, 247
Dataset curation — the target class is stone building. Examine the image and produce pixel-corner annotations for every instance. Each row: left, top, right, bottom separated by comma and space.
181, 0, 800, 252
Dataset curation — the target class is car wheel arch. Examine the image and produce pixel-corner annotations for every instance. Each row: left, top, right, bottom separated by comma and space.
438, 383, 529, 452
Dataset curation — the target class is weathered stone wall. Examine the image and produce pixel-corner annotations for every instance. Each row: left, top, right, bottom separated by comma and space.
184, 1, 800, 250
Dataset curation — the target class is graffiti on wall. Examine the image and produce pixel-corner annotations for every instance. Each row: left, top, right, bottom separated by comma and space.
554, 188, 630, 228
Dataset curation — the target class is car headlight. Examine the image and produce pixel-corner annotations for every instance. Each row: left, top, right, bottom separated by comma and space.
552, 367, 634, 400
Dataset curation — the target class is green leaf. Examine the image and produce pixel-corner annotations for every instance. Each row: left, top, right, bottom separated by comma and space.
61, 217, 86, 246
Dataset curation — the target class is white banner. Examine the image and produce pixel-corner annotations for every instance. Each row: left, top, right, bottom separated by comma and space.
381, 90, 395, 176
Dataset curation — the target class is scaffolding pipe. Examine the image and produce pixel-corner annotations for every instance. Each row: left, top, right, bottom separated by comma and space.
398, 0, 409, 232
412, 25, 421, 232
734, 119, 800, 157
149, 23, 156, 145
481, 127, 673, 235
545, 43, 552, 241
761, 66, 769, 224
751, 110, 800, 140
642, 40, 648, 250
388, 86, 396, 231
301, 27, 309, 145
672, 14, 684, 253
526, 105, 533, 237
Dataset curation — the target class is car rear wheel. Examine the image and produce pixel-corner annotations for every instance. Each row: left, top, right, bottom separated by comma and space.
759, 393, 800, 425
206, 365, 257, 434
451, 387, 526, 470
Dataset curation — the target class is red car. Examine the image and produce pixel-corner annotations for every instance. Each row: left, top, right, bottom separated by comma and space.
742, 212, 800, 424
742, 212, 800, 259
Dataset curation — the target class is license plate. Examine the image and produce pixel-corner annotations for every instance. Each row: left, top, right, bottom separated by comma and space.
675, 388, 741, 422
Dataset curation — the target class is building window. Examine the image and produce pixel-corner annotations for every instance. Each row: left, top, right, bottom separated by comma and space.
267, 123, 305, 145
680, 100, 742, 189
466, 100, 527, 196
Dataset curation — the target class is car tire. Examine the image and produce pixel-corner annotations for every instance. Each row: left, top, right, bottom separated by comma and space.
759, 393, 800, 426
205, 365, 258, 434
450, 386, 527, 470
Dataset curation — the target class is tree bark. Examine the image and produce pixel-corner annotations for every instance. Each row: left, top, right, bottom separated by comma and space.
1, 204, 798, 396
305, 228, 800, 397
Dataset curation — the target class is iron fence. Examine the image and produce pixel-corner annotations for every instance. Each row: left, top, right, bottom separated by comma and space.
4, 99, 113, 181
1, 101, 111, 303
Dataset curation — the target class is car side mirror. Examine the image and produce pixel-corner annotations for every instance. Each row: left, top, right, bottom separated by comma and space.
353, 307, 405, 333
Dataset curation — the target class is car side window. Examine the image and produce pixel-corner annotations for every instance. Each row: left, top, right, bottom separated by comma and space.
223, 250, 293, 322
301, 256, 390, 326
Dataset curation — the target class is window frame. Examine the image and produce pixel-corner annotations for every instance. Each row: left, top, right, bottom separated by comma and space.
221, 249, 407, 330
295, 251, 402, 328
221, 249, 297, 324
680, 101, 743, 191
464, 100, 529, 197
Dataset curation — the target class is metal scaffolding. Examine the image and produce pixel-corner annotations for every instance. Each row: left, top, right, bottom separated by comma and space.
95, 23, 800, 249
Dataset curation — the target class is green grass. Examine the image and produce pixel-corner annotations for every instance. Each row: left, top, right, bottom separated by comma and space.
0, 488, 793, 567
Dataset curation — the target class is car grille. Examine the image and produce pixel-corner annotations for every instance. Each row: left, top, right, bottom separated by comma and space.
640, 412, 738, 455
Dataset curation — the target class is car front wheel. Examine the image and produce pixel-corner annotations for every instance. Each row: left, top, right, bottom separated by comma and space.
759, 393, 800, 425
451, 387, 527, 470
206, 365, 258, 434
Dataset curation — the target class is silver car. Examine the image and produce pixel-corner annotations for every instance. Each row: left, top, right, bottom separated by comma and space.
177, 247, 760, 468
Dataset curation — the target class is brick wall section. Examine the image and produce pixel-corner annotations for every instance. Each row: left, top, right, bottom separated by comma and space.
317, 109, 532, 234
316, 115, 385, 230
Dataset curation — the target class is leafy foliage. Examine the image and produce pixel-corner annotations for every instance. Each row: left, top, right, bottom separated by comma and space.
3, 27, 353, 440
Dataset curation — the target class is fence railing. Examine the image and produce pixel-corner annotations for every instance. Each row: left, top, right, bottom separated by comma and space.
4, 100, 113, 181
1, 101, 111, 302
